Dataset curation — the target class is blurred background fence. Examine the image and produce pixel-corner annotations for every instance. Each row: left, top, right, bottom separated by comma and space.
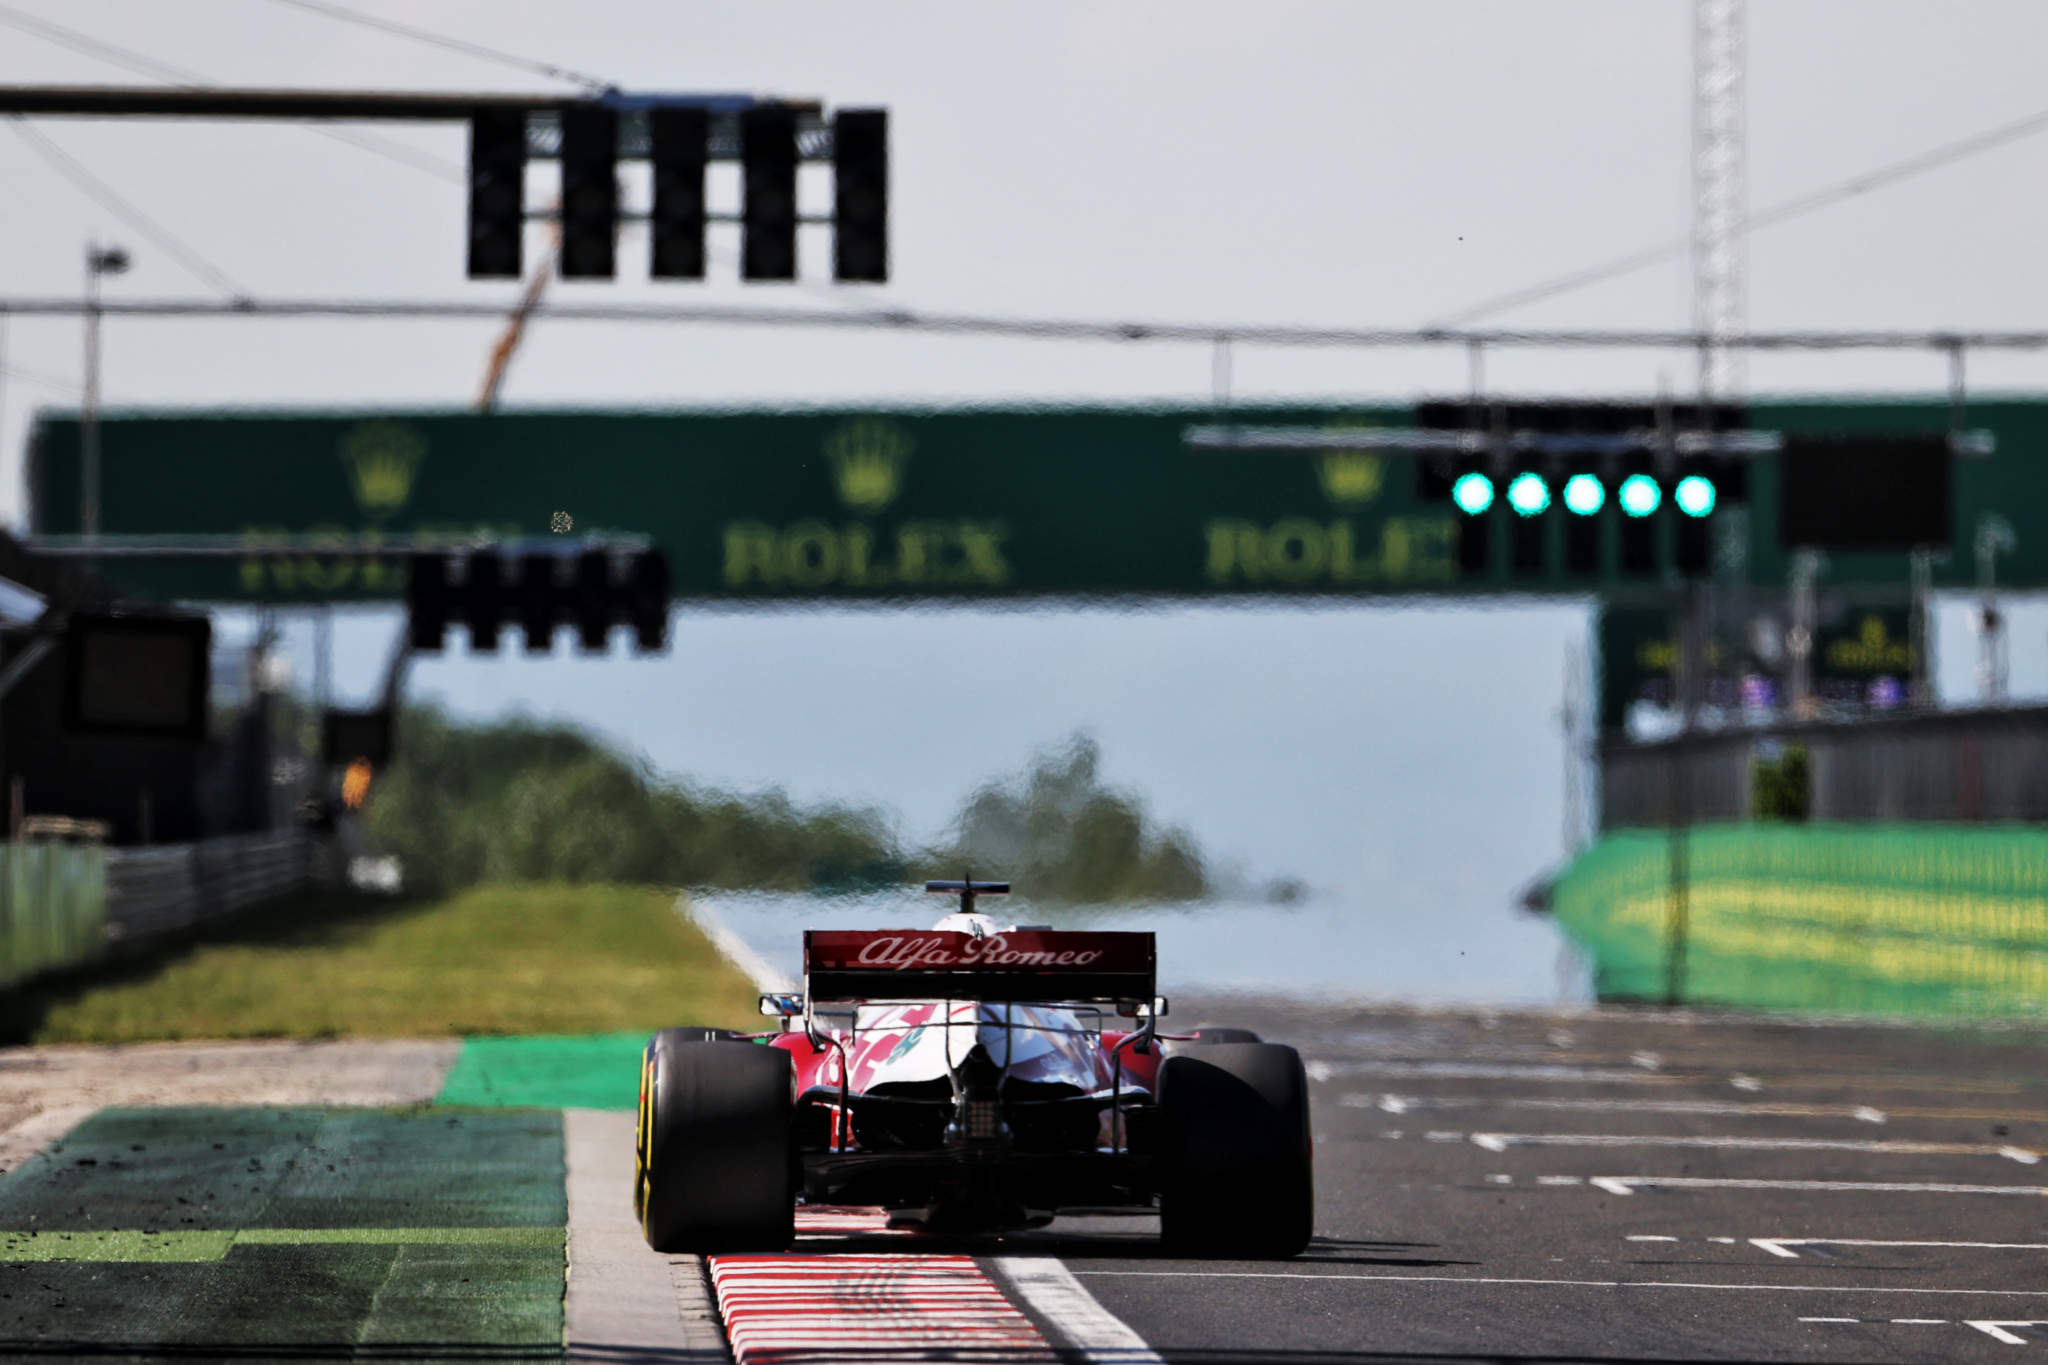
1601, 704, 2048, 828
0, 831, 324, 988
0, 842, 106, 987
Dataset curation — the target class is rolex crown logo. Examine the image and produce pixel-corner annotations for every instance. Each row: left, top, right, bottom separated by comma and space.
825, 417, 911, 511
339, 421, 424, 520
1317, 447, 1384, 506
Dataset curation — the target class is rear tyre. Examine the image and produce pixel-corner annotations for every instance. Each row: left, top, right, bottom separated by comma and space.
1170, 1025, 1262, 1049
1157, 1042, 1313, 1259
635, 1031, 794, 1252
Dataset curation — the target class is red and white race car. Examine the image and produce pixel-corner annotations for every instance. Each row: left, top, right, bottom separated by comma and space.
635, 879, 1313, 1256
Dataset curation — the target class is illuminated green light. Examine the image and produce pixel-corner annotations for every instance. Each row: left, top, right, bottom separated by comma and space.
1675, 474, 1717, 517
1618, 473, 1662, 518
1507, 472, 1551, 517
1451, 471, 1494, 515
1562, 473, 1606, 516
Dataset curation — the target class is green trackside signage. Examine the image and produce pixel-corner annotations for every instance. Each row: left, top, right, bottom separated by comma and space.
22, 396, 2048, 603
25, 404, 1459, 602
1551, 824, 2048, 1018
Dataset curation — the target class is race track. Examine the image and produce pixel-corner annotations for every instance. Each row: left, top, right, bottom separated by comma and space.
3, 1006, 2047, 1362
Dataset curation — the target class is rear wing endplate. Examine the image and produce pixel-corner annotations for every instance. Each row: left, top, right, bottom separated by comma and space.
804, 928, 1155, 1004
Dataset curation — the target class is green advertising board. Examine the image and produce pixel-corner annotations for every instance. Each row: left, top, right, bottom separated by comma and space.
23, 396, 2048, 603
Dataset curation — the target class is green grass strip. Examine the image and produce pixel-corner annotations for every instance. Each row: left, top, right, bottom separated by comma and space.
436, 1032, 650, 1109
0, 1226, 564, 1263
13, 883, 760, 1044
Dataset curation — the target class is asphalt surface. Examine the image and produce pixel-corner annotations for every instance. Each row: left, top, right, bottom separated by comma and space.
973, 1000, 2048, 1364
4, 1009, 2048, 1362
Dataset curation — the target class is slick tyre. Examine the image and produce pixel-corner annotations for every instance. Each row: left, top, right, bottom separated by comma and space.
1164, 1025, 1262, 1055
635, 1032, 794, 1253
1157, 1042, 1313, 1259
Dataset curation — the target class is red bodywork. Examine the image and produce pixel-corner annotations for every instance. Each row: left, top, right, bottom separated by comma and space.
764, 927, 1169, 1226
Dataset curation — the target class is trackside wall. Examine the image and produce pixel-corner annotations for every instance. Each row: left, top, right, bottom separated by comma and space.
1550, 824, 2048, 1017
0, 842, 107, 986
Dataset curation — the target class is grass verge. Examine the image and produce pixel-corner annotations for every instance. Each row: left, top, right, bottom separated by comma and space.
7, 883, 762, 1043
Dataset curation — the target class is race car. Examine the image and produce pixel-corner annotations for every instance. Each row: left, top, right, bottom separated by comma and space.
634, 879, 1313, 1257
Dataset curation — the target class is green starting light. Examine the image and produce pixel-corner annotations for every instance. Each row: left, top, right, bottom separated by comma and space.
1618, 473, 1662, 518
1562, 473, 1605, 516
1507, 472, 1550, 517
1674, 474, 1717, 517
1451, 471, 1494, 515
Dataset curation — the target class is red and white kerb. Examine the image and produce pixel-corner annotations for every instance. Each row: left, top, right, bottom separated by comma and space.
707, 1209, 1061, 1363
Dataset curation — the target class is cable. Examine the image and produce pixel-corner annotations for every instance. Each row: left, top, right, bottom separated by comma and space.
263, 0, 611, 93
1431, 103, 2048, 327
10, 118, 251, 299
0, 295, 2037, 352
0, 3, 462, 182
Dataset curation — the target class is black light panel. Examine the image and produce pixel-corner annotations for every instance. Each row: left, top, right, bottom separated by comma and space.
1779, 434, 1951, 550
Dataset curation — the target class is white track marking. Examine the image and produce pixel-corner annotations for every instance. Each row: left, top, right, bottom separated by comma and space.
1349, 1093, 1891, 1123
1892, 1319, 1947, 1324
1969, 1320, 2048, 1345
1535, 1176, 1583, 1186
677, 893, 792, 993
1753, 1238, 2048, 1260
1626, 1235, 1678, 1242
995, 1257, 1166, 1364
1317, 1061, 1678, 1085
1469, 1132, 2041, 1161
561, 1109, 721, 1363
1075, 1271, 2048, 1298
1582, 1176, 2048, 1198
0, 1106, 93, 1175
1630, 1052, 1662, 1070
1731, 1074, 1762, 1091
1799, 1317, 1860, 1323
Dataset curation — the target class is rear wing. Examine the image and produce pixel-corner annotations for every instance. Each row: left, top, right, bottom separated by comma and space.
804, 929, 1155, 1005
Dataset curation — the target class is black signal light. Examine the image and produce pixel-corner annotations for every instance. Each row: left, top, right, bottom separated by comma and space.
467, 110, 525, 278
833, 109, 887, 282
742, 105, 798, 280
559, 105, 618, 278
649, 107, 707, 280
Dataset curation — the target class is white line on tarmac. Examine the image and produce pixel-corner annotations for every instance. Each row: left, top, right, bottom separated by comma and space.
1073, 1271, 2048, 1298
1585, 1176, 2048, 1198
677, 894, 792, 994
1349, 1094, 1891, 1123
994, 1257, 1165, 1364
1750, 1238, 2048, 1260
0, 1106, 93, 1175
1970, 1320, 2048, 1345
1469, 1132, 2041, 1161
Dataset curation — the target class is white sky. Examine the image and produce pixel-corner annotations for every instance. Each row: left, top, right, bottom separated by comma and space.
2, 2, 2045, 997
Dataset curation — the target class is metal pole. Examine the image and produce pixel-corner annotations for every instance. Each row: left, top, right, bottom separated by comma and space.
1908, 547, 1934, 708
81, 246, 101, 546
1665, 583, 1705, 1006
1787, 549, 1819, 718
1210, 335, 1232, 410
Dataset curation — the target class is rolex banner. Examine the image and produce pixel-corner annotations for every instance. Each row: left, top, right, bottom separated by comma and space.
26, 405, 1458, 602
23, 398, 2048, 602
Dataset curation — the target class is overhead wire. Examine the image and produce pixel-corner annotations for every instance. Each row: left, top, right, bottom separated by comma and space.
0, 295, 2034, 353
0, 2, 463, 181
1430, 103, 2048, 328
262, 0, 612, 94
9, 117, 251, 299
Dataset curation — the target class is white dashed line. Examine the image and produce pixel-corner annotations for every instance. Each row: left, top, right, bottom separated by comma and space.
1468, 1132, 2040, 1161
1582, 1176, 2048, 1198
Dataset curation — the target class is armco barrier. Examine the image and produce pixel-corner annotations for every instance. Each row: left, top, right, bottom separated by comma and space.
0, 843, 107, 987
103, 831, 320, 946
1551, 824, 2048, 1017
0, 832, 322, 986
